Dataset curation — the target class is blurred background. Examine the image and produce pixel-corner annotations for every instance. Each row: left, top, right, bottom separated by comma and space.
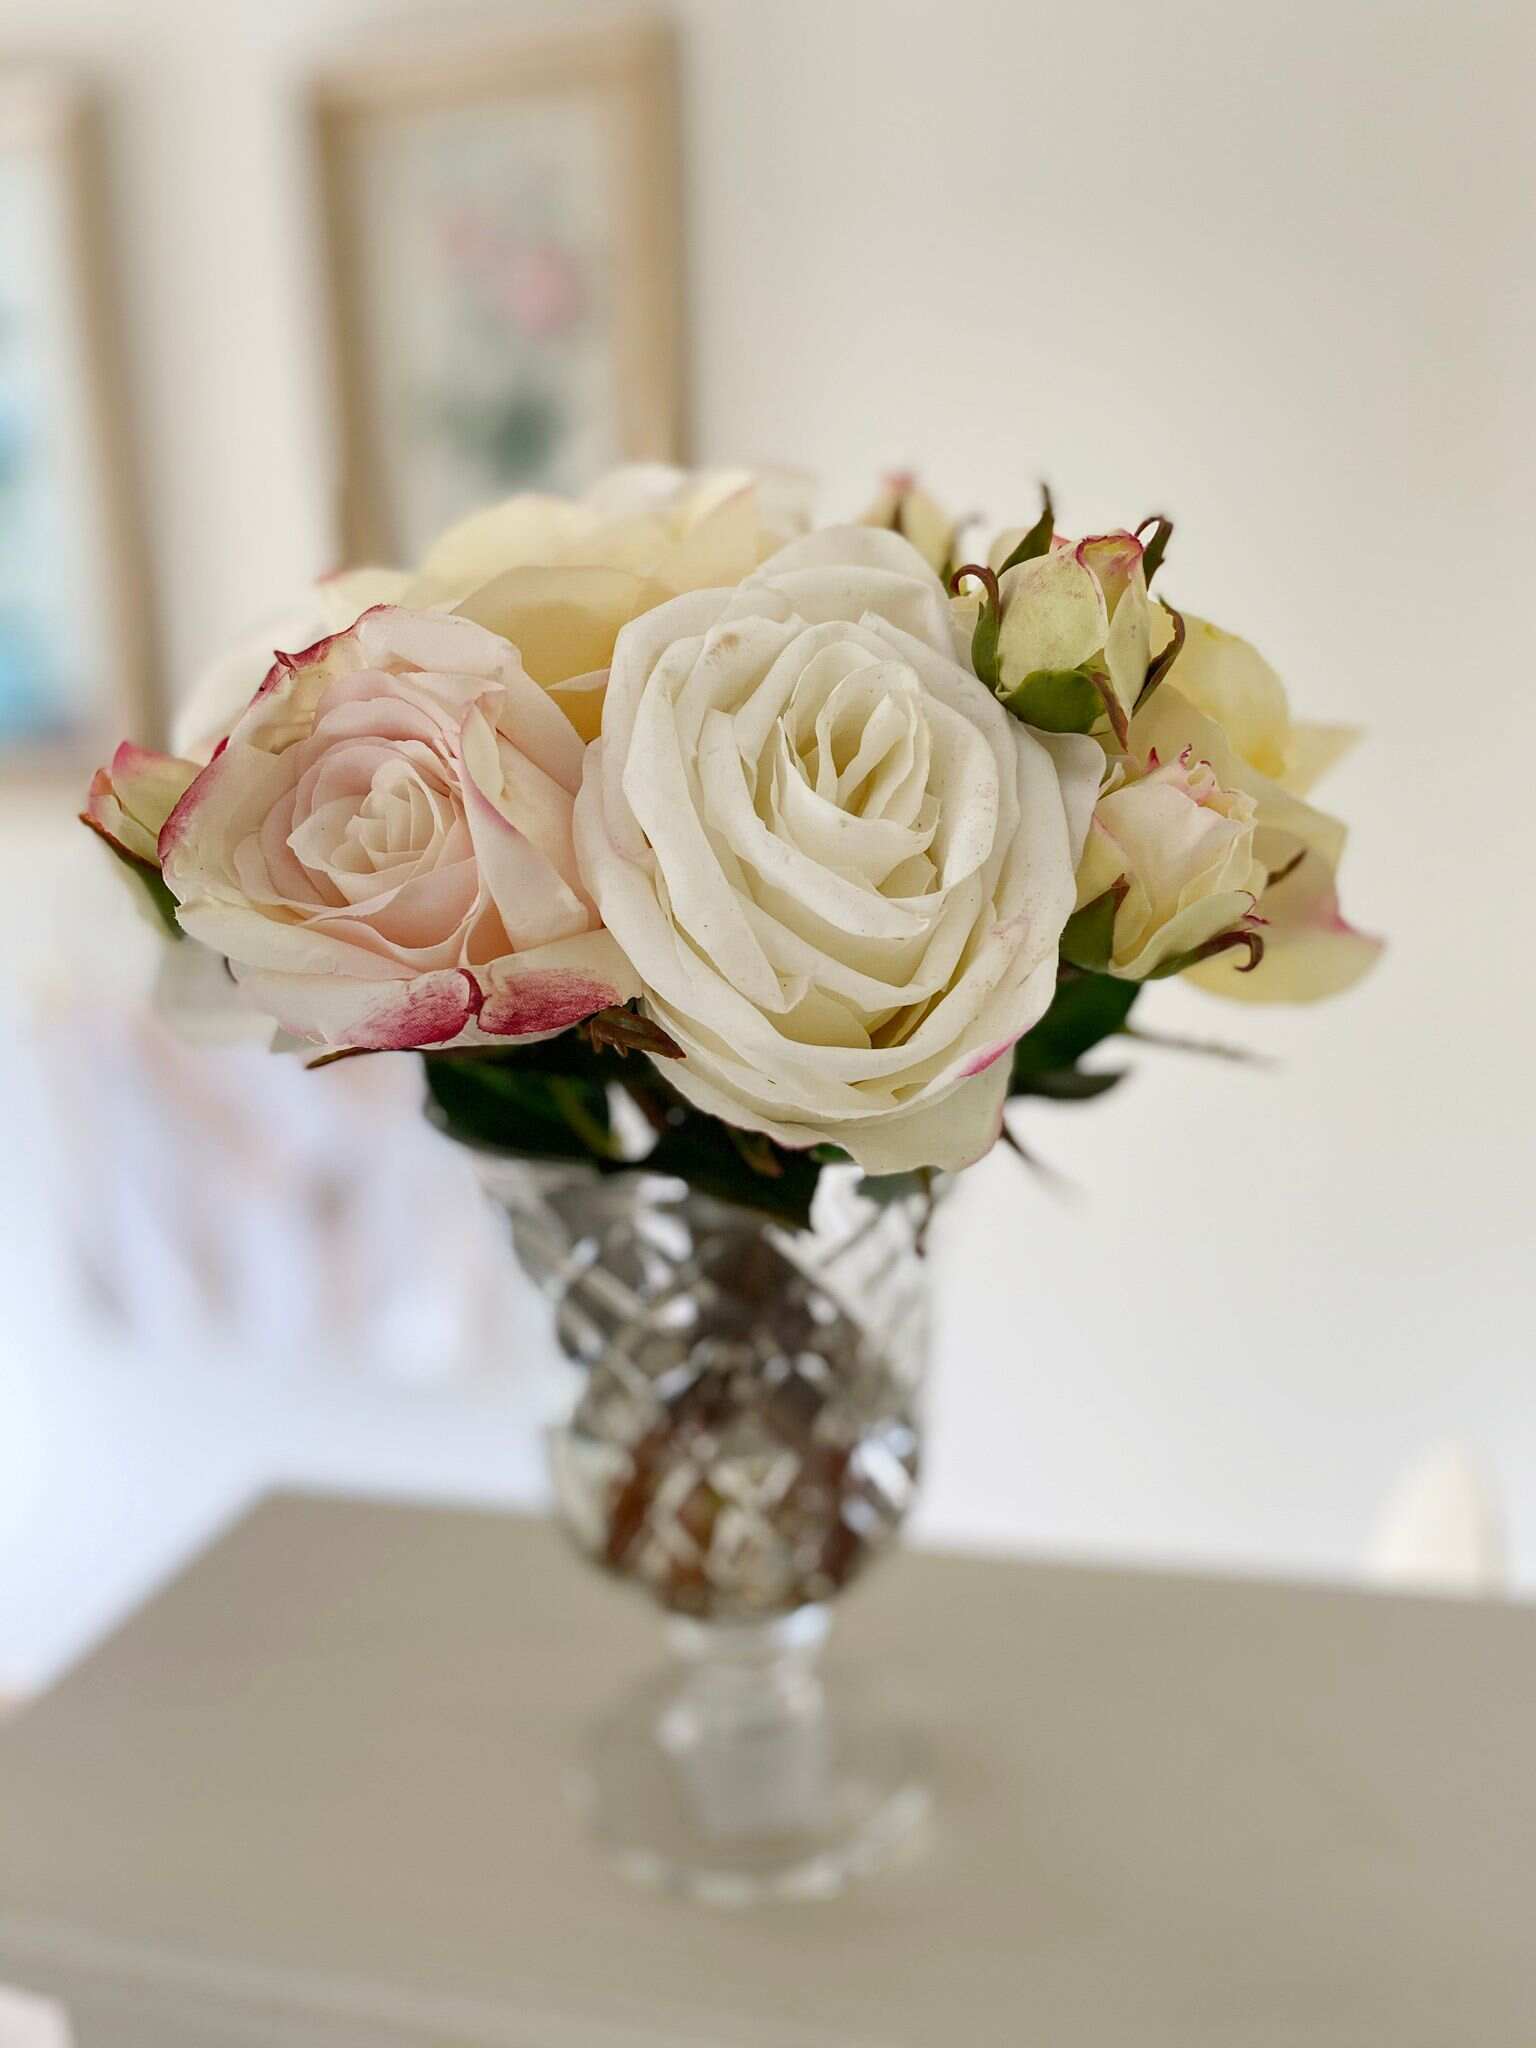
1, 0, 1532, 1695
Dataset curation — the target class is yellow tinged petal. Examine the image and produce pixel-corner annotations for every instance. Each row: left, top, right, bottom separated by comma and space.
452, 566, 651, 686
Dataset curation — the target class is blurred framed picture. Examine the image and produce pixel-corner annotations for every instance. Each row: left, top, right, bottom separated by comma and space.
0, 65, 152, 771
312, 19, 683, 568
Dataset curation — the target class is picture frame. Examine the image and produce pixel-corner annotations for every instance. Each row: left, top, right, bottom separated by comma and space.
0, 63, 155, 773
311, 17, 684, 571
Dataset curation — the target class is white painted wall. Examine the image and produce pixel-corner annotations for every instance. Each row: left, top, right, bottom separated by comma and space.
3, 0, 1533, 1688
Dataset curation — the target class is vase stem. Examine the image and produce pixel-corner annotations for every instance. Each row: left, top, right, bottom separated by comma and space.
658, 1609, 833, 1844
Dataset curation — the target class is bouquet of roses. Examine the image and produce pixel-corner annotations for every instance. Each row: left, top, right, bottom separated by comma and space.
83, 466, 1379, 1229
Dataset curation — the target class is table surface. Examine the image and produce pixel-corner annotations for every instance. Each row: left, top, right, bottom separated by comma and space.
0, 1492, 1532, 2047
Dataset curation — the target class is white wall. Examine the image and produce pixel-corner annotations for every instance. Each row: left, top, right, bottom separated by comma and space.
3, 0, 1534, 1688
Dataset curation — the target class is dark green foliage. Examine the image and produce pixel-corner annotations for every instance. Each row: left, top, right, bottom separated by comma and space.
423, 1047, 613, 1166
422, 1035, 822, 1231
1009, 970, 1139, 1101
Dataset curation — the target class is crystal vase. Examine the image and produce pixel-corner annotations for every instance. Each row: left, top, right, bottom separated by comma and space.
481, 1158, 933, 1902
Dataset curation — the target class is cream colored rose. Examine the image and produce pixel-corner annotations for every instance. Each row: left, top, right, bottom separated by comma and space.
1083, 683, 1381, 1001
160, 607, 638, 1051
1149, 606, 1357, 796
573, 528, 1102, 1174
1074, 745, 1269, 978
175, 467, 809, 761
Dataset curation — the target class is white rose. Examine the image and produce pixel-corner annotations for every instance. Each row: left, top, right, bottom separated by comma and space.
573, 528, 1102, 1174
174, 466, 810, 759
160, 607, 637, 1051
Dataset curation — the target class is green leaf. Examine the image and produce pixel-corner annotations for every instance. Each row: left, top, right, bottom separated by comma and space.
1058, 880, 1129, 974
1011, 1066, 1127, 1102
1009, 969, 1139, 1104
1011, 971, 1140, 1078
1001, 666, 1102, 734
422, 1040, 824, 1231
644, 1114, 822, 1231
996, 487, 1055, 573
422, 1055, 613, 1165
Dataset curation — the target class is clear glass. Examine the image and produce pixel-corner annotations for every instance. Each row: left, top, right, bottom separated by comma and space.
480, 1158, 933, 1901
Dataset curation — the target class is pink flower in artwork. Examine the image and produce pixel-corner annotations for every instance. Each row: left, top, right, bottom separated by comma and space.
503, 242, 587, 338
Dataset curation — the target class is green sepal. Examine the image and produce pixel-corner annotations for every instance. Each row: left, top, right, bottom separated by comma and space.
1135, 601, 1186, 711
1058, 879, 1129, 974
996, 487, 1055, 574
1138, 514, 1173, 587
1001, 666, 1103, 734
969, 586, 1002, 690
1146, 925, 1264, 981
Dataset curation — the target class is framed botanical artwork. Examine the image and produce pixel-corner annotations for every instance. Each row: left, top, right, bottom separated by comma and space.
311, 18, 684, 569
0, 64, 153, 771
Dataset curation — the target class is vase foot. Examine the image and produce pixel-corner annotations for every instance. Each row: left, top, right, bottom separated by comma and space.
567, 1611, 931, 1905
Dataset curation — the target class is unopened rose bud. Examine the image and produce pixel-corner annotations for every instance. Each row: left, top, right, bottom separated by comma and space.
992, 531, 1151, 736
860, 474, 957, 579
1070, 743, 1268, 979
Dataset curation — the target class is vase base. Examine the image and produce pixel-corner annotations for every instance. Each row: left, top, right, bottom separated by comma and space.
567, 1651, 931, 1906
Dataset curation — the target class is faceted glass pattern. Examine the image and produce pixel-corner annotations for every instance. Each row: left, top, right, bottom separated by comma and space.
488, 1162, 929, 1622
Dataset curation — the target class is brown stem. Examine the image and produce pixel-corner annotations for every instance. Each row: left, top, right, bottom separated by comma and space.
949, 561, 1000, 609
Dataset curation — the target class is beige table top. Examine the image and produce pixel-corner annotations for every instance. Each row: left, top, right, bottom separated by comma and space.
0, 1491, 1531, 2046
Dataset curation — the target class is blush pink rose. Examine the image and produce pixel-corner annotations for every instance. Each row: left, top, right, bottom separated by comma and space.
159, 606, 638, 1051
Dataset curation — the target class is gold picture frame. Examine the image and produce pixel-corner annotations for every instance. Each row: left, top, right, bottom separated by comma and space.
311, 16, 684, 572
0, 63, 156, 774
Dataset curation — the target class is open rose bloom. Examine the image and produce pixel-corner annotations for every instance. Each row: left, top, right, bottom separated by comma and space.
158, 607, 637, 1051
574, 528, 1101, 1172
84, 466, 1379, 1213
